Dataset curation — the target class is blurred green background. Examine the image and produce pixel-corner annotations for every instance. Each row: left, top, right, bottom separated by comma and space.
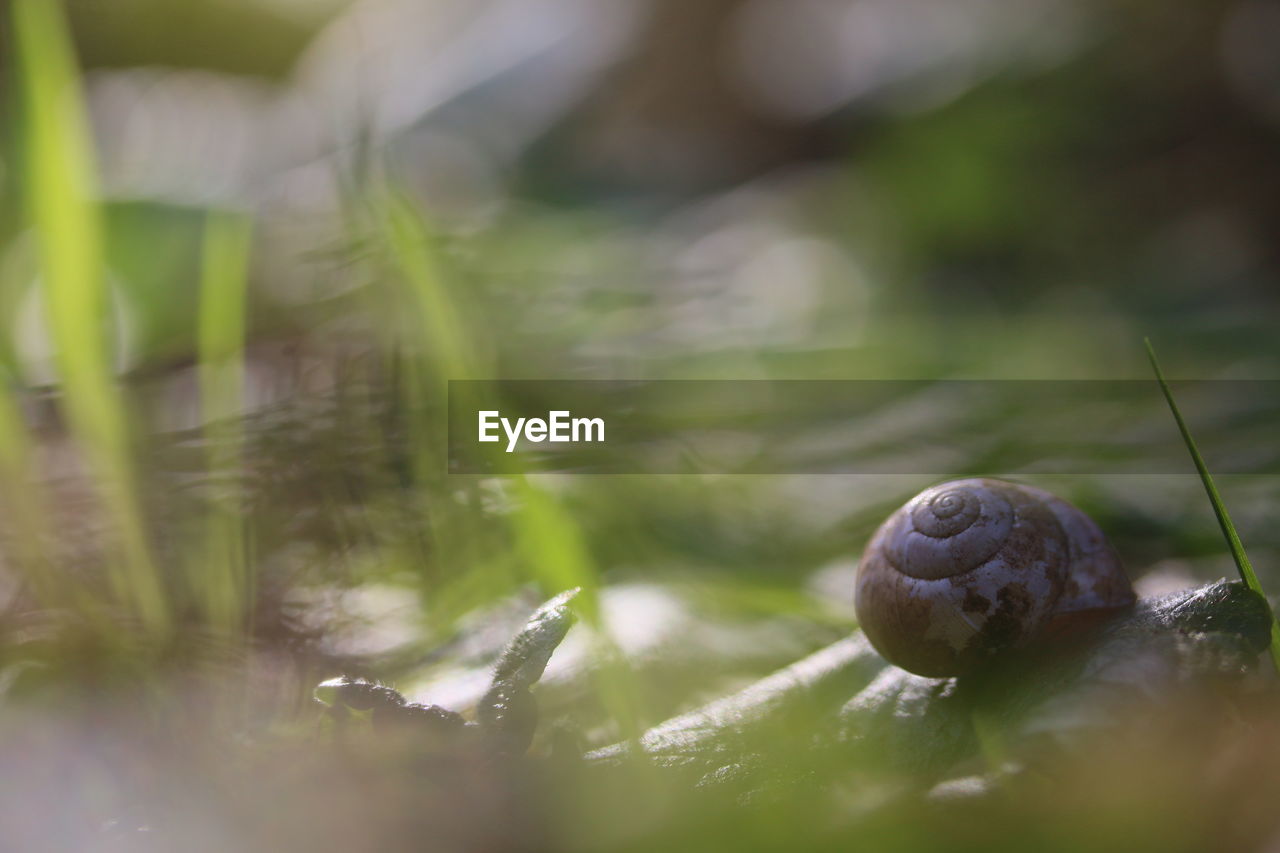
1, 0, 1279, 849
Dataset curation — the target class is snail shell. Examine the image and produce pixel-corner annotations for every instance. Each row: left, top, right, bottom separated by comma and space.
853, 478, 1135, 677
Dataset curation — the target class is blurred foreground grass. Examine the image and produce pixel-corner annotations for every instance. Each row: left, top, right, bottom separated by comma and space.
1, 0, 1280, 850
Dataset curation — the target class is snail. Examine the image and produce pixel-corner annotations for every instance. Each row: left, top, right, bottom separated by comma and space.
854, 478, 1136, 677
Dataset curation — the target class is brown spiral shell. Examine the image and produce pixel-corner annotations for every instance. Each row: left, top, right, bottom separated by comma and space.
853, 478, 1135, 677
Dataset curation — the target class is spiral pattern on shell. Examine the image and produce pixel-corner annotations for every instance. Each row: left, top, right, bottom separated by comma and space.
853, 478, 1135, 677
887, 484, 1013, 580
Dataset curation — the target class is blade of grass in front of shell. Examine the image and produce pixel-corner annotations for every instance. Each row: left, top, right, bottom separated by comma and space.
1145, 338, 1280, 675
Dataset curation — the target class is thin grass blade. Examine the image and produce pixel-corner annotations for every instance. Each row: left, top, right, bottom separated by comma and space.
373, 189, 639, 738
1145, 337, 1280, 674
198, 212, 253, 634
13, 0, 168, 631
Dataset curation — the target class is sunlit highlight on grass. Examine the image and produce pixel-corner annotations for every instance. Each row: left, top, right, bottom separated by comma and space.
14, 0, 168, 633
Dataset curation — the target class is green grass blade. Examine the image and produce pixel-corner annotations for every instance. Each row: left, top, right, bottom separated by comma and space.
379, 190, 476, 384
198, 213, 252, 419
372, 188, 639, 739
1145, 338, 1280, 674
13, 0, 168, 632
198, 212, 253, 634
374, 191, 606, 606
